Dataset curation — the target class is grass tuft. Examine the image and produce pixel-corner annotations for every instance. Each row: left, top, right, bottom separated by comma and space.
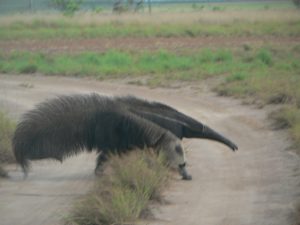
0, 111, 16, 177
225, 72, 248, 82
256, 48, 273, 66
19, 63, 38, 74
269, 106, 300, 152
0, 112, 15, 164
67, 151, 169, 225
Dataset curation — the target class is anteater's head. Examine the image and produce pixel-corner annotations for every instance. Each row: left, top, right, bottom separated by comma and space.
158, 132, 192, 180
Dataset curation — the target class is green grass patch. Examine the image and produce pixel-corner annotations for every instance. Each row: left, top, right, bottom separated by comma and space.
0, 47, 298, 88
216, 47, 300, 102
67, 151, 169, 225
225, 72, 248, 82
0, 49, 236, 79
256, 48, 273, 66
0, 111, 16, 177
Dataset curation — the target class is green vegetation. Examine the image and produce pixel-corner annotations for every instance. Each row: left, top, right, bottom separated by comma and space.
0, 47, 298, 84
293, 0, 300, 8
0, 49, 233, 79
67, 151, 169, 225
0, 20, 298, 40
51, 0, 83, 16
0, 111, 15, 177
0, 10, 299, 40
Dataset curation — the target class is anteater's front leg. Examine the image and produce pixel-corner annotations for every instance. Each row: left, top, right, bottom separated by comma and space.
94, 152, 108, 175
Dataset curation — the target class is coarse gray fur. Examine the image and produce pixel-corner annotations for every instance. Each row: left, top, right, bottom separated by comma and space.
13, 94, 190, 179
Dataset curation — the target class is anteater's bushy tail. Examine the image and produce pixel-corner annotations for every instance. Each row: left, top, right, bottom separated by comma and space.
12, 95, 101, 176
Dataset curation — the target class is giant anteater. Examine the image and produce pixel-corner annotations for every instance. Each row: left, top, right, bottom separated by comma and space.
13, 93, 238, 179
13, 94, 191, 179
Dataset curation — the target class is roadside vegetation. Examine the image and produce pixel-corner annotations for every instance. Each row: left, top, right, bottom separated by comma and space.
0, 111, 15, 177
0, 49, 238, 79
0, 9, 299, 40
66, 151, 169, 225
0, 46, 299, 86
0, 47, 298, 82
215, 46, 300, 151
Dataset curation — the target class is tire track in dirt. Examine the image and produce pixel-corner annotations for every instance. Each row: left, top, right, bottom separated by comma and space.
0, 75, 299, 225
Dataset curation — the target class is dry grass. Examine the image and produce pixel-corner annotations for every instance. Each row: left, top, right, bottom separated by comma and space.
269, 106, 300, 151
66, 151, 169, 225
0, 111, 15, 177
0, 111, 15, 163
0, 10, 299, 26
0, 9, 298, 40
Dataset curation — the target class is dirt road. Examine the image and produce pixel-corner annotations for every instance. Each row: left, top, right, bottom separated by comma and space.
0, 75, 299, 225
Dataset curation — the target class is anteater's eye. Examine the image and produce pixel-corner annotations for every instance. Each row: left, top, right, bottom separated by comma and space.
175, 145, 183, 156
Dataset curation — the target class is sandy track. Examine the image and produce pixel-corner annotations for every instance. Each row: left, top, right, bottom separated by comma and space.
0, 75, 299, 225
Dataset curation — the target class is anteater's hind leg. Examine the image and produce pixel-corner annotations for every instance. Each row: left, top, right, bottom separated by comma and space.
94, 152, 108, 175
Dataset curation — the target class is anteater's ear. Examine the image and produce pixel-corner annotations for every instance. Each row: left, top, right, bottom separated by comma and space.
152, 132, 167, 149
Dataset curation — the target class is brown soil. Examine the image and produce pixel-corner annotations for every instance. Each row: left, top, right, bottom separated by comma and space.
0, 36, 299, 53
0, 75, 299, 225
